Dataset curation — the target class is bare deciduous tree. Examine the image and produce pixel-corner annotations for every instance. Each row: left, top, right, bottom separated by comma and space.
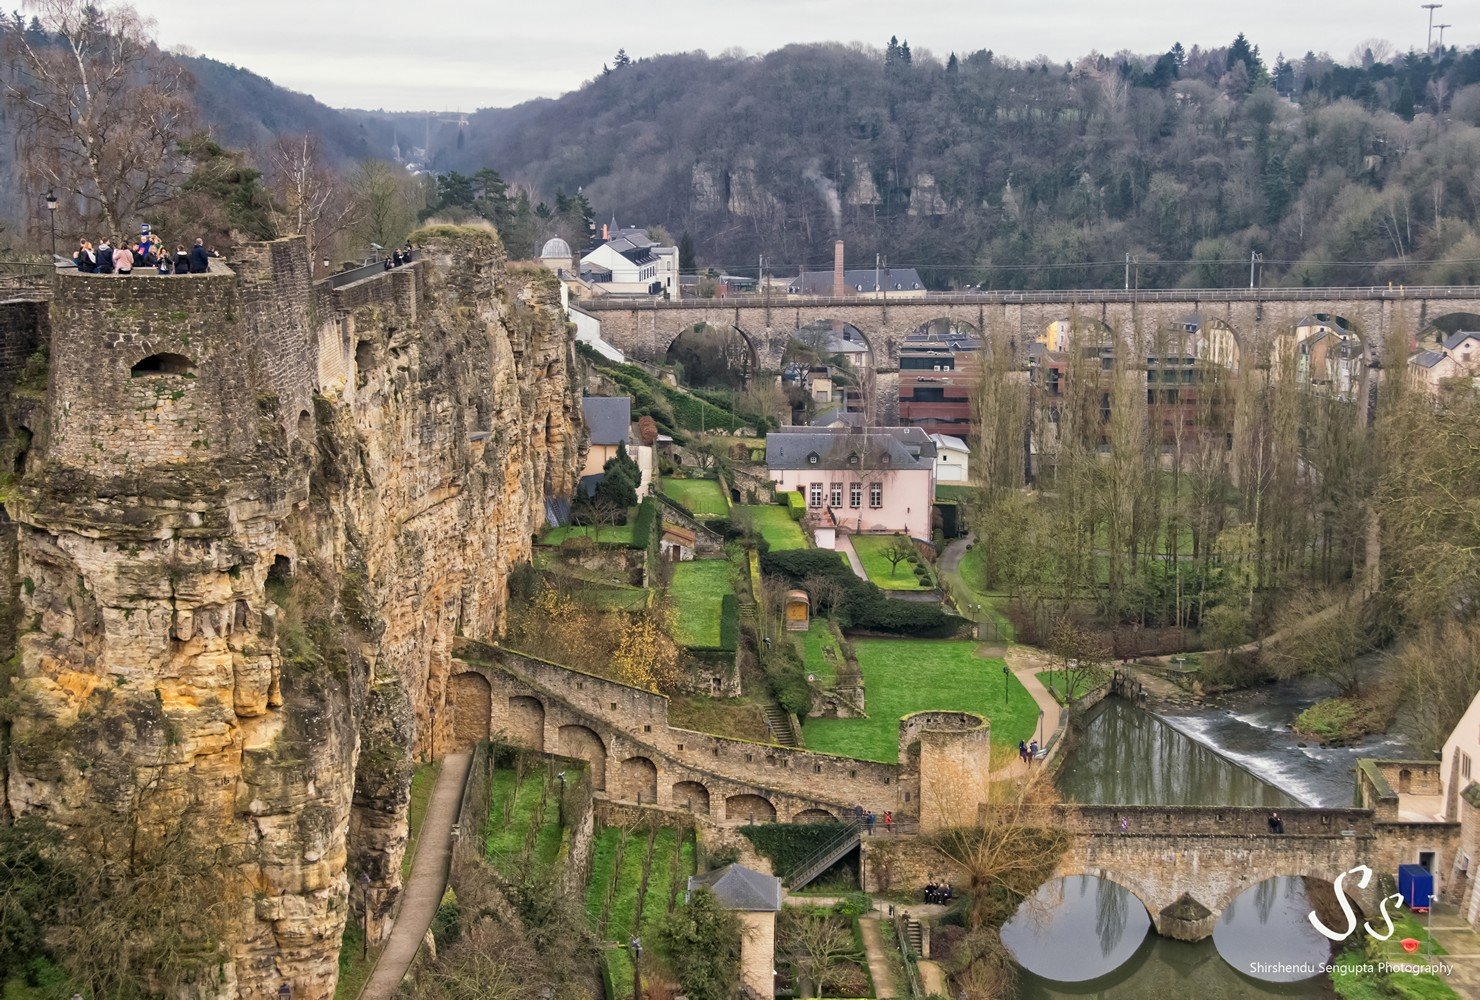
4, 1, 194, 237
266, 133, 358, 265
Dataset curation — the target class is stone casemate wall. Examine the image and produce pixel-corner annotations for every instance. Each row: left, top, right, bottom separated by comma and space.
0, 233, 580, 997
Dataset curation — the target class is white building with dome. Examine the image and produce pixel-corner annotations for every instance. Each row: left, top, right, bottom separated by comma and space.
538, 237, 574, 275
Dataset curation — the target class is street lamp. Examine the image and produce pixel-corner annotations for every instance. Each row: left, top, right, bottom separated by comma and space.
45, 190, 57, 262
429, 705, 437, 761
1002, 664, 1010, 706
359, 872, 372, 959
1038, 709, 1045, 747
630, 937, 644, 1000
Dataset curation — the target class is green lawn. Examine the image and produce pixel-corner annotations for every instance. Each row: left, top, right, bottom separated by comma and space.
669, 559, 733, 648
803, 639, 1037, 762
541, 518, 637, 546
935, 483, 979, 503
794, 620, 842, 686
737, 504, 808, 551
662, 478, 729, 518
950, 544, 1016, 641
486, 769, 563, 869
850, 534, 935, 591
1331, 911, 1457, 999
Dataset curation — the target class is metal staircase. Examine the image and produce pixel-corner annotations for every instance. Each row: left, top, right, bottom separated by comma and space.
785, 820, 862, 890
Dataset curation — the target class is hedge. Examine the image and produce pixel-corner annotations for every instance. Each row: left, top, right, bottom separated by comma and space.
785, 490, 806, 520
760, 549, 967, 637
631, 496, 661, 551
718, 594, 740, 653
738, 822, 848, 880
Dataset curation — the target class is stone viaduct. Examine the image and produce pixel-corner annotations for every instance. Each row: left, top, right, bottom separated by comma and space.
579, 286, 1480, 419
449, 639, 993, 829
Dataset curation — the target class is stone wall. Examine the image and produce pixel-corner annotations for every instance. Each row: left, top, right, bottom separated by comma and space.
0, 231, 583, 998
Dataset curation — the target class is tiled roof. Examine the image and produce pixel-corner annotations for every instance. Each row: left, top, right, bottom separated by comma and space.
789, 267, 925, 295
582, 396, 631, 445
1411, 350, 1445, 369
687, 863, 782, 912
766, 425, 935, 472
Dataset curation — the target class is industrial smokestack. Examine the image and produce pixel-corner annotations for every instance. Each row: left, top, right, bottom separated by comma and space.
833, 240, 845, 298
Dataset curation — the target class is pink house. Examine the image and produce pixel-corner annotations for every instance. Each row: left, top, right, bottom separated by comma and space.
766, 426, 936, 541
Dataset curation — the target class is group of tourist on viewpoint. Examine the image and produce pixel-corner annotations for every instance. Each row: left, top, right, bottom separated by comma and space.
70, 226, 213, 275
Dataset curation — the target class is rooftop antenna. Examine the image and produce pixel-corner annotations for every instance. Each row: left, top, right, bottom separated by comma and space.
1423, 3, 1443, 49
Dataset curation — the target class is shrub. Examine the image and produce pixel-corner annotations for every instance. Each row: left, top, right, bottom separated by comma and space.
761, 549, 966, 637
718, 594, 740, 652
834, 892, 873, 918
785, 490, 806, 520
631, 496, 660, 550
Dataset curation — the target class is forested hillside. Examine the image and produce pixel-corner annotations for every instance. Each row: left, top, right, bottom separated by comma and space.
432, 38, 1480, 288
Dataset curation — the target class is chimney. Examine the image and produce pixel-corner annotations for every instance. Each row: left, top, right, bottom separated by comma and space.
601, 223, 610, 242
833, 240, 845, 298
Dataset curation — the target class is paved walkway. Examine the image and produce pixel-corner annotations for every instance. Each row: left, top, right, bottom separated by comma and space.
835, 533, 868, 581
992, 644, 1063, 778
1424, 903, 1480, 998
857, 916, 899, 999
917, 958, 948, 996
360, 751, 473, 1000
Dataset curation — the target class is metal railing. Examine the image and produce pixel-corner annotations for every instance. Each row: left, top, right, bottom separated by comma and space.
785, 819, 861, 889
576, 284, 1480, 311
892, 913, 925, 999
329, 254, 416, 290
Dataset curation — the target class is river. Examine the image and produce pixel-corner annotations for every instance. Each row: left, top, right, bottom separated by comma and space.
1005, 690, 1413, 999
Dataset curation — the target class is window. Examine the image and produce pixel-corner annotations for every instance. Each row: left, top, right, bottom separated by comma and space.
1463, 751, 1473, 781
130, 353, 194, 377
807, 451, 819, 465
808, 482, 824, 508
849, 483, 862, 508
829, 482, 843, 507
869, 482, 883, 508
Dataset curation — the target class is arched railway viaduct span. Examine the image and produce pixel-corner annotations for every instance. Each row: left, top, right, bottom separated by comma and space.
580, 285, 1480, 372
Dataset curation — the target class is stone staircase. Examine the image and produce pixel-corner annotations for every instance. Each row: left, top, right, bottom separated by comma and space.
763, 703, 798, 747
904, 916, 924, 956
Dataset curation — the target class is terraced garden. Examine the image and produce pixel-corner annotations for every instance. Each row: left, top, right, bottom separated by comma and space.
661, 477, 729, 518
486, 765, 566, 870
851, 534, 936, 590
802, 638, 1037, 763
736, 503, 808, 550
584, 825, 697, 1000
668, 559, 737, 650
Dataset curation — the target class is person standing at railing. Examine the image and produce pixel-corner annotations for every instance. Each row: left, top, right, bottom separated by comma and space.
188, 238, 210, 274
174, 246, 190, 275
95, 237, 114, 274
113, 242, 133, 275
72, 240, 95, 273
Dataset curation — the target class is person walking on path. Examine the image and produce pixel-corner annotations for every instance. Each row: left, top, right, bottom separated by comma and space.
1028, 739, 1039, 762
853, 803, 864, 824
1018, 740, 1028, 764
865, 811, 876, 836
884, 810, 893, 834
188, 238, 210, 273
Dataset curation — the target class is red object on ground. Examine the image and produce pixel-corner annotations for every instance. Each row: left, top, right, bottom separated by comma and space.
1400, 938, 1420, 953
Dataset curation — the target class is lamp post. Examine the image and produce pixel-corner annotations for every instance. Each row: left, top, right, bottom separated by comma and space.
358, 872, 372, 959
630, 937, 643, 1000
429, 705, 437, 762
1038, 709, 1045, 747
1002, 664, 1010, 706
45, 190, 58, 262
556, 771, 567, 826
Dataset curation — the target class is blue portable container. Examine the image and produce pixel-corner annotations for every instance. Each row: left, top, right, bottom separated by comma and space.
1398, 863, 1433, 911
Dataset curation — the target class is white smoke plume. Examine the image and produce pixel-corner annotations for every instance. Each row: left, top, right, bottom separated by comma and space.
803, 161, 842, 232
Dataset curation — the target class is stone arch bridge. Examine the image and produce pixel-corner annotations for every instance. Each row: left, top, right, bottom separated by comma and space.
580, 286, 1480, 374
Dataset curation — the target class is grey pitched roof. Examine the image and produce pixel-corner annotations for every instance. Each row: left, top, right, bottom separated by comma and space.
766, 425, 935, 472
687, 864, 782, 912
789, 267, 925, 295
582, 396, 632, 446
1442, 331, 1480, 351
1411, 350, 1445, 369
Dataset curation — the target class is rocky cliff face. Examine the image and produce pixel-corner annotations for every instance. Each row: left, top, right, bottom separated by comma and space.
0, 232, 581, 996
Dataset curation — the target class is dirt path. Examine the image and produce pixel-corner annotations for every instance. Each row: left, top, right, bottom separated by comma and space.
917, 958, 949, 996
857, 916, 899, 999
359, 751, 473, 1000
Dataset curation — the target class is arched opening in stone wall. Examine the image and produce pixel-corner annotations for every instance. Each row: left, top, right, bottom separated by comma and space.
355, 341, 374, 385
784, 319, 873, 422
793, 808, 838, 823
507, 695, 545, 751
617, 756, 659, 804
558, 724, 607, 790
297, 409, 313, 440
724, 793, 776, 823
1417, 311, 1480, 347
130, 352, 194, 377
665, 322, 756, 389
266, 554, 293, 596
12, 425, 31, 476
448, 672, 492, 750
1212, 875, 1348, 975
673, 780, 710, 815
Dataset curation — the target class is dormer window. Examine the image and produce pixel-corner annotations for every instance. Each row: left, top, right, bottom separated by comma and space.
847, 452, 860, 466
807, 452, 819, 465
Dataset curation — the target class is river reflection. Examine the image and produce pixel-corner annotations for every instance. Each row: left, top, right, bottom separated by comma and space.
1058, 698, 1300, 808
1008, 700, 1336, 999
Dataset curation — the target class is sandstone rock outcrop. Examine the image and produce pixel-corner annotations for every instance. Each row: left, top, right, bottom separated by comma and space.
0, 232, 580, 996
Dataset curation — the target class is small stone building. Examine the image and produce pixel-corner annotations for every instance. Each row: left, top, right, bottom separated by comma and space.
784, 589, 810, 631
660, 522, 697, 562
688, 864, 782, 999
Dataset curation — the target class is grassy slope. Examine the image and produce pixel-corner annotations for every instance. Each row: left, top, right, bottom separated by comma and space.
737, 504, 808, 550
541, 520, 637, 546
803, 639, 1036, 762
795, 619, 842, 686
662, 478, 729, 518
668, 559, 733, 648
952, 543, 1016, 640
401, 760, 442, 877
850, 534, 934, 590
668, 694, 773, 742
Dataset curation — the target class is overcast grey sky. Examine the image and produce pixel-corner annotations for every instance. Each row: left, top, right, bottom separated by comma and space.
149, 2, 1456, 112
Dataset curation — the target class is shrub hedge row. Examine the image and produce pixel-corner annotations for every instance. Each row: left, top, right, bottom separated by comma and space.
718, 594, 740, 653
760, 549, 967, 638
